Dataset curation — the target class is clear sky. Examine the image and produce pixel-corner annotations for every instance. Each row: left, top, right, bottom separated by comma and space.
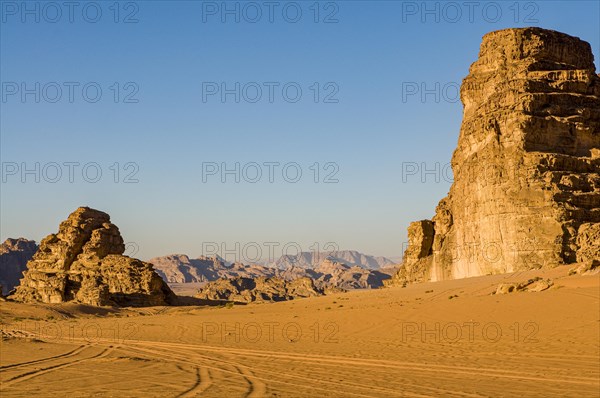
1, 0, 599, 262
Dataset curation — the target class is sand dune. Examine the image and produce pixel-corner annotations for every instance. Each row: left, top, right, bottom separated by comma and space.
1, 267, 598, 397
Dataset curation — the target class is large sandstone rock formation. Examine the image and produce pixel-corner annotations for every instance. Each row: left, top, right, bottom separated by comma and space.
0, 238, 38, 295
11, 207, 176, 306
394, 28, 599, 284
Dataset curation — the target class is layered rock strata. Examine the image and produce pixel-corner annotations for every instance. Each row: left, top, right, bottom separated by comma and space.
393, 28, 599, 284
11, 207, 176, 306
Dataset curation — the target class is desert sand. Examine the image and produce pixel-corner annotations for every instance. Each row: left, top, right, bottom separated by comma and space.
1, 266, 598, 397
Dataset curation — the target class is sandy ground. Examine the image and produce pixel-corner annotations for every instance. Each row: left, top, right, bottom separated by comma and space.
1, 267, 598, 397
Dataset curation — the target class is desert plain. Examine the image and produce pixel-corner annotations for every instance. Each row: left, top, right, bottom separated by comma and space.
1, 24, 599, 398
1, 266, 598, 397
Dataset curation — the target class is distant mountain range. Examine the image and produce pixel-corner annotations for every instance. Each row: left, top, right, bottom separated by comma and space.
266, 250, 395, 270
0, 240, 399, 295
149, 250, 398, 290
0, 238, 38, 295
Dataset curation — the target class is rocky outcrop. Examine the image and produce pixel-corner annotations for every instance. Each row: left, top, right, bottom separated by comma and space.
568, 259, 600, 275
314, 257, 392, 289
194, 276, 328, 303
10, 207, 176, 306
0, 238, 38, 295
386, 221, 434, 286
393, 28, 599, 285
576, 223, 600, 262
495, 277, 554, 294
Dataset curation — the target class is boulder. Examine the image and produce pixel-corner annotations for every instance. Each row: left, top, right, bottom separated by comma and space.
495, 277, 553, 294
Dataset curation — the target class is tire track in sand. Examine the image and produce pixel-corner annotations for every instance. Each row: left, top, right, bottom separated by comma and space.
1, 345, 118, 388
0, 344, 87, 370
177, 367, 212, 397
131, 340, 599, 387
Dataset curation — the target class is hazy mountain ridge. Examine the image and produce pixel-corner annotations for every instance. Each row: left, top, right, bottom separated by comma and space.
268, 250, 395, 270
0, 238, 38, 295
149, 250, 398, 290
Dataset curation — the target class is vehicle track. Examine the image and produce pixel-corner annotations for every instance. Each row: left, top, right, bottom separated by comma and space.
176, 366, 213, 397
1, 345, 118, 388
122, 343, 390, 398
128, 339, 600, 386
126, 340, 476, 397
0, 344, 87, 370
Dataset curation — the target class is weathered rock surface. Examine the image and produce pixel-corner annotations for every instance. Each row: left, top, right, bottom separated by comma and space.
386, 221, 434, 286
0, 238, 38, 295
576, 223, 600, 262
393, 28, 599, 285
10, 207, 176, 306
194, 276, 329, 303
568, 259, 600, 275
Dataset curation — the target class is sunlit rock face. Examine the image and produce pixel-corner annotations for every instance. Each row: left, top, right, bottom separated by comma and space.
11, 207, 176, 306
393, 28, 599, 284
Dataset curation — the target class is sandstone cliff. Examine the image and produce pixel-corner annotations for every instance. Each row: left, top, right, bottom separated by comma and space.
10, 207, 176, 306
0, 238, 38, 295
392, 28, 599, 285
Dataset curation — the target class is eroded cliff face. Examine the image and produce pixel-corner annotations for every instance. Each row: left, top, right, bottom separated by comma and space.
11, 207, 176, 306
394, 28, 599, 284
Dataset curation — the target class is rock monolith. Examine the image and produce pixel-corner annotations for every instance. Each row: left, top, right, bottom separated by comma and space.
392, 28, 599, 284
11, 207, 176, 306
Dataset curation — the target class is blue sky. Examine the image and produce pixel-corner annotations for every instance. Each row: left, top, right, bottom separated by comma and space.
1, 0, 599, 261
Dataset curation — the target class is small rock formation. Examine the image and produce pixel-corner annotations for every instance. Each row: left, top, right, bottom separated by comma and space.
314, 257, 392, 289
194, 276, 329, 303
10, 207, 176, 306
495, 277, 554, 294
0, 238, 38, 295
568, 259, 600, 275
393, 28, 599, 285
